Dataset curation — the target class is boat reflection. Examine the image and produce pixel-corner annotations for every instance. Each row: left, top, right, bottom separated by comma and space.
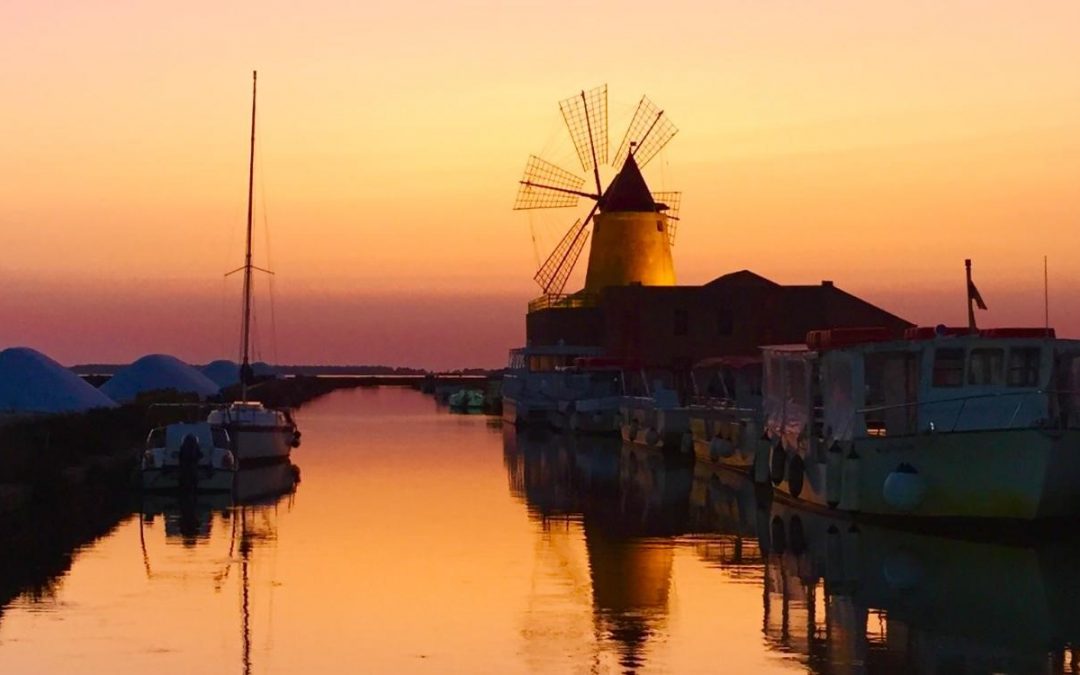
506, 426, 1080, 674
138, 463, 299, 674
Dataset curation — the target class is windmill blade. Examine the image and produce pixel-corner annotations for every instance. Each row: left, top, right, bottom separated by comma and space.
559, 85, 608, 178
514, 155, 589, 210
653, 191, 681, 247
652, 191, 681, 221
534, 203, 599, 295
612, 96, 678, 169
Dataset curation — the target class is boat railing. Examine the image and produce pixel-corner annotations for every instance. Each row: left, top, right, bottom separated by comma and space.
857, 389, 1058, 433
527, 293, 599, 313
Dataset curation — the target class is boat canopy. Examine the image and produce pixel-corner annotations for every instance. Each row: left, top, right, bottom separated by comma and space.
763, 331, 1080, 454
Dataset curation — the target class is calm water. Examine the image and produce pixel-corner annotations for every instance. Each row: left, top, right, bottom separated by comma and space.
3, 387, 1080, 674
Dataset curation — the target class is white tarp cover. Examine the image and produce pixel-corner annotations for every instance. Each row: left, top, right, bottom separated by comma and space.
0, 347, 117, 414
763, 349, 811, 455
102, 354, 220, 403
822, 351, 858, 442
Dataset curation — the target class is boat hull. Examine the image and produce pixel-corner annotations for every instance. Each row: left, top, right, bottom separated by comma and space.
767, 428, 1080, 520
688, 406, 761, 471
226, 425, 294, 466
501, 396, 553, 427
620, 401, 691, 455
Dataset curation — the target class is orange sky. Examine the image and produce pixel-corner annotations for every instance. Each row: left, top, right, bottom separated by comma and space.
2, 1, 1079, 368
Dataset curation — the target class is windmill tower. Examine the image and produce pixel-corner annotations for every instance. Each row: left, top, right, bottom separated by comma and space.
514, 86, 681, 306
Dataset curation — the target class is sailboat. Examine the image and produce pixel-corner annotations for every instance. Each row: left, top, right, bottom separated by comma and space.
207, 71, 301, 466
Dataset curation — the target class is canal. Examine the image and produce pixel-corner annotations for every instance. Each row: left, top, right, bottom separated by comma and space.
1, 387, 1079, 673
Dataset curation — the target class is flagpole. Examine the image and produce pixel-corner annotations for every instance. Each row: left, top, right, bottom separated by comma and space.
966, 259, 975, 331
1044, 255, 1049, 331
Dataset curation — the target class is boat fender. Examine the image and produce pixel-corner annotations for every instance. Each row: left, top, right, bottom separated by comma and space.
770, 442, 786, 485
291, 430, 302, 448
770, 516, 786, 555
709, 436, 734, 461
221, 450, 236, 470
788, 515, 806, 555
142, 450, 156, 470
825, 442, 843, 508
840, 447, 860, 512
882, 463, 927, 513
787, 454, 806, 498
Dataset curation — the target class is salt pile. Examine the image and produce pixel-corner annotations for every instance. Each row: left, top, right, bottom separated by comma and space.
101, 354, 220, 403
0, 347, 117, 414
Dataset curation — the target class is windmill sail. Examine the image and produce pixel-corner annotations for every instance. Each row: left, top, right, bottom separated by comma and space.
514, 155, 588, 209
612, 96, 678, 170
533, 212, 594, 296
559, 85, 608, 174
652, 191, 681, 246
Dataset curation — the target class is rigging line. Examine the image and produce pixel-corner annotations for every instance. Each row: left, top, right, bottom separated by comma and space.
257, 124, 279, 365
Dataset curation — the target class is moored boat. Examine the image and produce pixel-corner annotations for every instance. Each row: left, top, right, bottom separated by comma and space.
760, 325, 1080, 520
501, 344, 603, 426
686, 356, 764, 470
206, 71, 300, 466
619, 367, 691, 455
141, 422, 237, 492
548, 357, 629, 435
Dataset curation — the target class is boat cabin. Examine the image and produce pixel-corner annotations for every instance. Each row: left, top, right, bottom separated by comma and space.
763, 327, 1080, 453
689, 356, 762, 411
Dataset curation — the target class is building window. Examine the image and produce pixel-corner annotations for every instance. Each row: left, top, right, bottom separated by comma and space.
968, 348, 1004, 386
1007, 347, 1041, 387
673, 309, 688, 336
932, 348, 964, 387
716, 308, 733, 336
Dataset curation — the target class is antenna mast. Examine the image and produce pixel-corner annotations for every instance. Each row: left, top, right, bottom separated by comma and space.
241, 70, 257, 401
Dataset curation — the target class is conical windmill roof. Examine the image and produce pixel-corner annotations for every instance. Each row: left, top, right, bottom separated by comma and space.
0, 347, 117, 414
601, 154, 656, 213
101, 354, 220, 403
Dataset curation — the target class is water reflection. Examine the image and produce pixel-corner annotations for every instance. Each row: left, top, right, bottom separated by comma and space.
505, 428, 692, 671
138, 464, 298, 675
505, 426, 1080, 674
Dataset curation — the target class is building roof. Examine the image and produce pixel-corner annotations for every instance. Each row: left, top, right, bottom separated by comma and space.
600, 154, 656, 213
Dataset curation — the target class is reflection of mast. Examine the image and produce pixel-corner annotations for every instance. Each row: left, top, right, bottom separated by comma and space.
240, 505, 252, 675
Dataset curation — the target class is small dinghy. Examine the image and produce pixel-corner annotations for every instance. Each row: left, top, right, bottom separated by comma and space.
448, 389, 485, 413
142, 422, 237, 493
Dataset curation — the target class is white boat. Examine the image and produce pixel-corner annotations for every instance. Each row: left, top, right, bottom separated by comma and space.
759, 325, 1080, 520
501, 344, 603, 426
141, 422, 237, 492
548, 357, 630, 434
619, 367, 691, 454
207, 71, 299, 466
686, 356, 764, 470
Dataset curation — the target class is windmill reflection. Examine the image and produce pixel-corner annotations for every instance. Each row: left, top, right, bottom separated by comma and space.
507, 426, 1080, 675
138, 463, 299, 675
504, 428, 692, 671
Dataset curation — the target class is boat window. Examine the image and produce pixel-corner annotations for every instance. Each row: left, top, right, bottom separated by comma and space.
932, 348, 965, 387
1007, 347, 1041, 387
968, 348, 1004, 386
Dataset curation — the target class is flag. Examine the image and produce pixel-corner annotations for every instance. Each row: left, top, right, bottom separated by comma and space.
968, 279, 987, 310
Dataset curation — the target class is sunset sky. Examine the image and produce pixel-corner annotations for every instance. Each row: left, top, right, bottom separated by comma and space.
2, 0, 1079, 368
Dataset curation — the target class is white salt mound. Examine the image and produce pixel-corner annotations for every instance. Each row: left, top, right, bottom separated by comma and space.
201, 359, 240, 389
101, 354, 220, 403
0, 347, 117, 414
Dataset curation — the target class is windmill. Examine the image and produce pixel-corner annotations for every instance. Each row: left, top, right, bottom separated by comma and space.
514, 85, 681, 303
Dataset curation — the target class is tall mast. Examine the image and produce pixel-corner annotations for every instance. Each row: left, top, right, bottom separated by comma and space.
240, 70, 257, 401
